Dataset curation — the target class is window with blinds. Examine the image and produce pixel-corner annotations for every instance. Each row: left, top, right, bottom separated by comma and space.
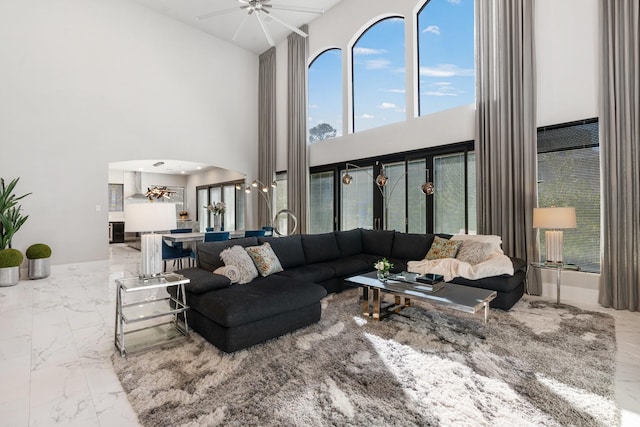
537, 119, 600, 272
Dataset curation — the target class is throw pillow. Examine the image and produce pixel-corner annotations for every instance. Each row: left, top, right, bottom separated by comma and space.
220, 245, 259, 284
455, 241, 495, 265
245, 242, 284, 277
450, 234, 504, 255
424, 236, 463, 260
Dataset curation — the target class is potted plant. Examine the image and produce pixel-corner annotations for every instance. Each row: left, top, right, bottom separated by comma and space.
0, 177, 31, 249
0, 248, 23, 286
26, 243, 51, 279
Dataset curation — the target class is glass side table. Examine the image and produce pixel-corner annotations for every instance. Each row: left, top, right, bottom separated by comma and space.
114, 272, 190, 356
530, 262, 580, 304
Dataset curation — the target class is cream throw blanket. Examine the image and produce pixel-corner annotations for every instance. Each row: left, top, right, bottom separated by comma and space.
214, 265, 241, 284
407, 234, 514, 282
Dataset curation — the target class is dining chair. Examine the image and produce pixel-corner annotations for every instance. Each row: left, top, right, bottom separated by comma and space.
162, 240, 188, 271
244, 229, 267, 237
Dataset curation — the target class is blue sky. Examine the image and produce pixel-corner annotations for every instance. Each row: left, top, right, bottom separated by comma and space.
308, 0, 475, 139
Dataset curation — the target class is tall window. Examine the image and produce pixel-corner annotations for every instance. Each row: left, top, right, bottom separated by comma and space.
407, 159, 428, 233
417, 0, 475, 116
196, 181, 244, 232
309, 171, 335, 234
341, 166, 374, 230
308, 49, 342, 143
537, 119, 600, 272
352, 17, 406, 133
433, 152, 475, 234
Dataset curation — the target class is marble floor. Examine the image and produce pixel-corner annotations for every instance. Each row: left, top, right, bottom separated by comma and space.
0, 244, 639, 426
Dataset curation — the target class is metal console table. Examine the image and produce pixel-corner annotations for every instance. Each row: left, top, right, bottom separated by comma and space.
530, 262, 580, 304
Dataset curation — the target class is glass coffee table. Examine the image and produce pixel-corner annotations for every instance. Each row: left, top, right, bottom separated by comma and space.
345, 271, 497, 323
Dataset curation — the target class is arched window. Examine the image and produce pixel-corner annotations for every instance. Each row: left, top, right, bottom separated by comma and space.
417, 0, 475, 116
308, 48, 342, 143
352, 16, 406, 133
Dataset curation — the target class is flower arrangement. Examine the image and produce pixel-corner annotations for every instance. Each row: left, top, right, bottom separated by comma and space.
206, 202, 226, 215
374, 258, 393, 278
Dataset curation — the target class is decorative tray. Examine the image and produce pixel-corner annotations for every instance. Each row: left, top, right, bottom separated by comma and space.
387, 272, 445, 292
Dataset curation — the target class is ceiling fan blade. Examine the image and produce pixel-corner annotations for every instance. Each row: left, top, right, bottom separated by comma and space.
271, 4, 325, 14
255, 13, 275, 47
267, 12, 308, 37
198, 7, 239, 20
232, 14, 250, 41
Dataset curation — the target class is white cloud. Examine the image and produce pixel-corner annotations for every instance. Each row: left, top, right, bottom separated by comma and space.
357, 113, 375, 119
433, 82, 453, 87
420, 64, 474, 77
365, 59, 391, 70
308, 104, 318, 109
423, 25, 440, 35
424, 91, 457, 97
378, 102, 397, 110
353, 47, 386, 56
447, 0, 462, 4
385, 89, 406, 94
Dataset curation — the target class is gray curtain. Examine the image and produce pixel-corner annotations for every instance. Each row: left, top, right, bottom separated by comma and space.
258, 47, 276, 227
475, 0, 541, 294
599, 0, 640, 311
287, 25, 309, 234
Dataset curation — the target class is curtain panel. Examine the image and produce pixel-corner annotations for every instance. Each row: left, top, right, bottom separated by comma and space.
287, 25, 309, 234
475, 0, 541, 294
258, 47, 277, 228
599, 0, 640, 311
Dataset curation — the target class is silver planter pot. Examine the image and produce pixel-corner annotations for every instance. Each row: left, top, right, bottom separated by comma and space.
28, 258, 50, 279
0, 266, 20, 286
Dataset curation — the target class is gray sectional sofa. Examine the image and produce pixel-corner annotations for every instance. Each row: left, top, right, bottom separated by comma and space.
175, 229, 526, 353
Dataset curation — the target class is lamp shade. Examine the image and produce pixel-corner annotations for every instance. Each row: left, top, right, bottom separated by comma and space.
533, 207, 577, 229
125, 203, 177, 232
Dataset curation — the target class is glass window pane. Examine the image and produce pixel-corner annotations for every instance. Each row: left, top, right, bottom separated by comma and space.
352, 17, 405, 133
341, 167, 373, 230
108, 184, 124, 212
223, 185, 235, 231
236, 185, 245, 231
433, 153, 466, 234
197, 188, 208, 231
466, 153, 477, 234
537, 121, 600, 272
408, 159, 427, 233
309, 49, 342, 143
417, 0, 475, 116
309, 171, 335, 234
383, 162, 406, 232
208, 187, 221, 229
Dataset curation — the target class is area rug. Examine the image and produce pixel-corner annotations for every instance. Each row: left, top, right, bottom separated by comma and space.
112, 289, 619, 427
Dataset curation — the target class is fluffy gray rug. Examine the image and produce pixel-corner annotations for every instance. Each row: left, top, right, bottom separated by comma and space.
112, 289, 619, 427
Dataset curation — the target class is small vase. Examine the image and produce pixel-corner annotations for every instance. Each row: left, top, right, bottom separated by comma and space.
213, 214, 222, 232
377, 270, 389, 282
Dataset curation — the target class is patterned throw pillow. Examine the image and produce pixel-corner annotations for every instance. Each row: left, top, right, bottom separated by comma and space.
220, 245, 259, 284
455, 241, 494, 265
424, 236, 463, 260
245, 242, 283, 277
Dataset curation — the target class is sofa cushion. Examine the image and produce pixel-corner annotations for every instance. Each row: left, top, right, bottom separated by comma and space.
258, 235, 306, 269
455, 241, 495, 265
245, 242, 283, 277
316, 257, 371, 277
425, 236, 463, 260
361, 229, 395, 257
220, 246, 259, 284
301, 232, 341, 264
276, 264, 335, 283
391, 232, 434, 260
335, 229, 363, 256
177, 267, 231, 294
197, 237, 259, 272
187, 275, 327, 328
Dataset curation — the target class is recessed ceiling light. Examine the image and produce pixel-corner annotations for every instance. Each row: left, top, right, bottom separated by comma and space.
196, 166, 202, 170
181, 171, 185, 174
153, 161, 165, 167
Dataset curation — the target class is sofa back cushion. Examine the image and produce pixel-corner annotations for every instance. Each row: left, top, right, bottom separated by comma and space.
197, 237, 259, 272
335, 229, 363, 256
361, 229, 395, 258
258, 235, 306, 269
391, 232, 434, 260
301, 232, 341, 264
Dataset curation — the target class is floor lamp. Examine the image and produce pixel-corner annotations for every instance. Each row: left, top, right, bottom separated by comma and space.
533, 207, 577, 264
125, 202, 177, 277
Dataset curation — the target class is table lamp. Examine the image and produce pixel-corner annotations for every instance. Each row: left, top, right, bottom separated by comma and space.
533, 207, 577, 264
125, 202, 177, 277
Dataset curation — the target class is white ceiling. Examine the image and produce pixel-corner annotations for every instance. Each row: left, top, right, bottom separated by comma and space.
129, 0, 343, 54
109, 159, 217, 175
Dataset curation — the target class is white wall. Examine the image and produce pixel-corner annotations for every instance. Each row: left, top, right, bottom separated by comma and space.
0, 0, 259, 265
272, 0, 600, 304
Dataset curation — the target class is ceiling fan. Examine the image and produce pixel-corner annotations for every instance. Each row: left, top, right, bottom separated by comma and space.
197, 0, 324, 47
